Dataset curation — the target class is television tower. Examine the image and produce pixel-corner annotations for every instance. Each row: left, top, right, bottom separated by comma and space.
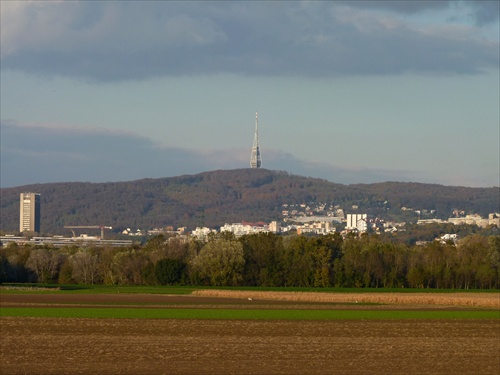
250, 111, 261, 168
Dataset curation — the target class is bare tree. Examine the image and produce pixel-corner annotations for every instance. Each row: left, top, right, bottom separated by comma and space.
26, 248, 64, 283
71, 251, 100, 285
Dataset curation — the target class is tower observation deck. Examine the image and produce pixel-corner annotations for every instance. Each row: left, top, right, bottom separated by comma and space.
250, 112, 261, 168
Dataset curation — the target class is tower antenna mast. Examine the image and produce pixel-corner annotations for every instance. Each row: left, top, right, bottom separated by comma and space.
250, 111, 262, 168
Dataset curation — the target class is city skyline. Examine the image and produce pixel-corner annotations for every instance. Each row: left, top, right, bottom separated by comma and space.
1, 1, 499, 188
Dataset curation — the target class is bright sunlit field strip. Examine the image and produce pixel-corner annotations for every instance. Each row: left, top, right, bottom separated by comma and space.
1, 307, 498, 320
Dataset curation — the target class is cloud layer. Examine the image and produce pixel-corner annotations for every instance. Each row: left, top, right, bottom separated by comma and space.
1, 1, 498, 81
1, 2, 498, 188
1, 122, 428, 188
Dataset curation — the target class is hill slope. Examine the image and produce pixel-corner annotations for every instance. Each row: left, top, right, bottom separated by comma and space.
1, 169, 498, 234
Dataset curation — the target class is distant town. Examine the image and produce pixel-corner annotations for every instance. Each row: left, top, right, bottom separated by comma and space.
2, 192, 498, 248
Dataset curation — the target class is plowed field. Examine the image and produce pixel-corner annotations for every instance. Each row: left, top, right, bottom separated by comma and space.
1, 292, 499, 375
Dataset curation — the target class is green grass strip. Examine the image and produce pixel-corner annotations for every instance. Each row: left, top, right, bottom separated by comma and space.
1, 308, 498, 320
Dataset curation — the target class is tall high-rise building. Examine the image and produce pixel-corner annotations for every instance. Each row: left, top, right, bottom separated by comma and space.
250, 111, 262, 168
19, 193, 41, 233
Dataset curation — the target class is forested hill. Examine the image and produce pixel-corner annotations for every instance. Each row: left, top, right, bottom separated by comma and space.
1, 169, 498, 234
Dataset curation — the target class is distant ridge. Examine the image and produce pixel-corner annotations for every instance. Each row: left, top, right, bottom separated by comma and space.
1, 169, 498, 234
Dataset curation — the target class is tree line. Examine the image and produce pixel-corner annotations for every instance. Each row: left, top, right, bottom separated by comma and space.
1, 233, 499, 289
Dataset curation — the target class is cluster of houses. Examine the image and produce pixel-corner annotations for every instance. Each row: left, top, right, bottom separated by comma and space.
4, 211, 497, 248
118, 201, 499, 240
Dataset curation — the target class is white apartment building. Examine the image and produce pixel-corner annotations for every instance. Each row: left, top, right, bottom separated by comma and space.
191, 227, 217, 239
296, 221, 336, 235
268, 221, 281, 233
220, 222, 269, 237
448, 213, 500, 228
346, 213, 367, 232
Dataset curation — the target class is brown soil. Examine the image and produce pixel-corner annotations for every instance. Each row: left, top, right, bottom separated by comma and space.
1, 292, 499, 375
0, 293, 276, 307
1, 317, 499, 375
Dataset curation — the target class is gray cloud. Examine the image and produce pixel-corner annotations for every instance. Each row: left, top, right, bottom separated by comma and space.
263, 151, 421, 185
335, 1, 452, 14
337, 1, 499, 24
1, 122, 431, 188
0, 122, 207, 186
1, 1, 497, 82
470, 1, 500, 25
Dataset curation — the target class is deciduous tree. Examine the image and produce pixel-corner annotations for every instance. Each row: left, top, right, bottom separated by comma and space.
190, 237, 245, 286
155, 258, 186, 285
25, 248, 64, 283
71, 251, 100, 285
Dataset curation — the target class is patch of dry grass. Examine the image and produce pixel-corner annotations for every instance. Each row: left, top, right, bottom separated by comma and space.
192, 290, 500, 308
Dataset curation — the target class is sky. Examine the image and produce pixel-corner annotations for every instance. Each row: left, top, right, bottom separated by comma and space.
1, 1, 499, 188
